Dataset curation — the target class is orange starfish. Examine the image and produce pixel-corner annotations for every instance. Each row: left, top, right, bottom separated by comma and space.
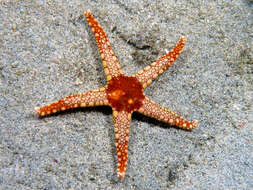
35, 10, 198, 178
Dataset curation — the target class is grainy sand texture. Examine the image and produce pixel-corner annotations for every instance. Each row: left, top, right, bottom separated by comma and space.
0, 0, 252, 189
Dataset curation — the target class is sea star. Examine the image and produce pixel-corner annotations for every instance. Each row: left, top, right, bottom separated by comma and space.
35, 10, 198, 178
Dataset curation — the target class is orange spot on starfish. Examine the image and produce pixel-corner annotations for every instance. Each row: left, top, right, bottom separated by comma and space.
106, 75, 145, 112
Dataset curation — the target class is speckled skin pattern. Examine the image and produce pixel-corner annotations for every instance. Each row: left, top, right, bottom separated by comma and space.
35, 10, 198, 178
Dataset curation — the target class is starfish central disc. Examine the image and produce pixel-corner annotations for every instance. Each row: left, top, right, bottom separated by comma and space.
106, 75, 145, 112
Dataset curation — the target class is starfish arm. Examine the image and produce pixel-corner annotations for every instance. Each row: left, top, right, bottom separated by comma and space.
112, 110, 132, 178
137, 97, 198, 130
85, 10, 123, 80
35, 88, 109, 116
132, 36, 186, 89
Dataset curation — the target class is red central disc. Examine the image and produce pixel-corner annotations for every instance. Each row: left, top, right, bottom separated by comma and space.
106, 75, 145, 112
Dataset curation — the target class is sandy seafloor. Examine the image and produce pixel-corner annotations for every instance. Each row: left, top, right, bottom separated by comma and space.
0, 0, 252, 189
